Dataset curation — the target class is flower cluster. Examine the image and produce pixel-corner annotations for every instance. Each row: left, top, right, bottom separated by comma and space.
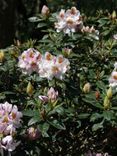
0, 102, 22, 151
55, 7, 83, 34
81, 26, 99, 40
18, 48, 42, 74
39, 87, 58, 103
18, 49, 70, 80
109, 62, 117, 87
55, 7, 99, 39
39, 52, 70, 80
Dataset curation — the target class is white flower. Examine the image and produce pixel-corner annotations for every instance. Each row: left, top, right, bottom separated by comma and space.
1, 135, 20, 152
113, 34, 117, 40
109, 71, 117, 87
0, 102, 22, 152
18, 48, 42, 74
55, 7, 83, 34
38, 52, 70, 80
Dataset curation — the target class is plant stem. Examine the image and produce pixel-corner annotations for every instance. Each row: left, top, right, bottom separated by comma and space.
8, 151, 11, 156
0, 148, 4, 156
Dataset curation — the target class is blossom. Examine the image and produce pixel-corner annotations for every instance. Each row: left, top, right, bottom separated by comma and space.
55, 7, 83, 34
81, 26, 99, 40
38, 52, 70, 80
109, 71, 117, 87
113, 34, 117, 40
0, 102, 22, 151
27, 127, 40, 140
18, 48, 42, 74
1, 135, 20, 152
41, 5, 50, 16
47, 87, 58, 102
18, 49, 70, 80
39, 87, 58, 103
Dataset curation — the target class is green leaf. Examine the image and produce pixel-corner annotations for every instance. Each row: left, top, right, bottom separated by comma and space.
92, 122, 103, 131
38, 123, 50, 137
23, 109, 40, 117
37, 23, 47, 28
78, 113, 90, 119
28, 17, 43, 22
28, 117, 39, 126
48, 120, 66, 130
90, 113, 103, 122
103, 111, 114, 121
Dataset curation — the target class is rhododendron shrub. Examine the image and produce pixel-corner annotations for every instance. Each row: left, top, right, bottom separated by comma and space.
1, 3, 117, 156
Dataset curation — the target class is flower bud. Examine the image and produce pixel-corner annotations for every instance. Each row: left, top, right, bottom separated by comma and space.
26, 82, 34, 96
41, 5, 50, 16
111, 10, 116, 19
0, 50, 5, 62
83, 83, 91, 93
63, 48, 71, 57
103, 96, 111, 110
38, 95, 49, 103
47, 87, 58, 102
95, 91, 100, 100
27, 127, 40, 140
107, 87, 112, 99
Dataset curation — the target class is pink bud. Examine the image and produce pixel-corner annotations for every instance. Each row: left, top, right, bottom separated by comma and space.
27, 127, 40, 140
38, 95, 49, 103
47, 87, 58, 102
41, 5, 50, 16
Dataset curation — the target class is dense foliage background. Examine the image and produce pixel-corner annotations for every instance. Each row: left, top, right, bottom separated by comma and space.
1, 0, 117, 156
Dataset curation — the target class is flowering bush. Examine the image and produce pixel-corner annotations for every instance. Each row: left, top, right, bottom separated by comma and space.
1, 2, 117, 156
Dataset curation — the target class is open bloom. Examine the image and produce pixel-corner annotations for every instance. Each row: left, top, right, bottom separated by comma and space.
55, 7, 83, 34
18, 48, 42, 74
0, 102, 22, 151
18, 50, 70, 80
1, 135, 20, 152
109, 71, 117, 87
38, 52, 70, 80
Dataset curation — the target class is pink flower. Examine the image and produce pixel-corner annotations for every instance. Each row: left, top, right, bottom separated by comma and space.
55, 7, 83, 34
1, 135, 20, 151
18, 48, 42, 74
38, 95, 49, 103
41, 5, 50, 16
39, 87, 58, 103
109, 71, 117, 87
38, 52, 70, 80
27, 127, 40, 140
0, 102, 22, 152
47, 87, 58, 102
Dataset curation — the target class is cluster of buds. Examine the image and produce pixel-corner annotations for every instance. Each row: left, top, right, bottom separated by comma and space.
18, 49, 70, 80
55, 7, 83, 35
39, 87, 58, 104
81, 26, 99, 40
0, 102, 22, 151
109, 62, 117, 87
